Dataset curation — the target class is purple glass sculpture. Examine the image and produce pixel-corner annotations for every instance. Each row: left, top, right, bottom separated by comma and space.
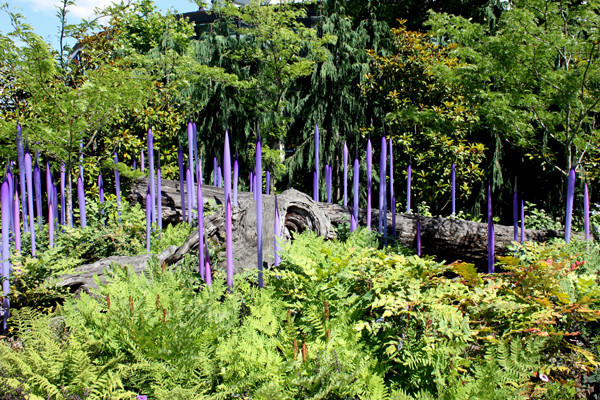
314, 124, 319, 202
13, 190, 20, 252
186, 167, 193, 224
325, 162, 331, 203
146, 186, 151, 252
178, 143, 186, 222
584, 181, 590, 241
266, 170, 271, 195
366, 136, 372, 230
416, 213, 421, 256
274, 195, 281, 267
379, 137, 386, 233
99, 174, 104, 205
60, 162, 65, 226
256, 133, 264, 287
34, 155, 42, 229
16, 125, 28, 232
187, 123, 196, 215
520, 196, 525, 243
77, 175, 86, 227
565, 168, 576, 243
391, 196, 396, 239
198, 176, 204, 279
488, 182, 494, 273
233, 152, 239, 206
48, 196, 54, 248
406, 164, 411, 214
226, 194, 233, 289
1, 178, 10, 332
24, 149, 35, 256
148, 129, 156, 223
205, 242, 212, 287
451, 163, 456, 216
224, 130, 232, 207
213, 156, 218, 187
141, 150, 145, 172
343, 142, 348, 207
513, 179, 518, 241
157, 152, 162, 232
353, 153, 359, 232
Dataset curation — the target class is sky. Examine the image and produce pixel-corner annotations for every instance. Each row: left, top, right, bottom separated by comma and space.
0, 0, 201, 49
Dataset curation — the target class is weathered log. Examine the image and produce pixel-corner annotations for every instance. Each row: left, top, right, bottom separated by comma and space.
128, 177, 568, 268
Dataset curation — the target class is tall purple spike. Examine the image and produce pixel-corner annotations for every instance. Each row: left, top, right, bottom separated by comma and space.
187, 122, 196, 216
274, 195, 281, 267
48, 196, 54, 248
34, 155, 42, 229
233, 152, 239, 207
186, 167, 193, 224
520, 196, 525, 243
416, 214, 421, 256
52, 182, 58, 231
204, 242, 212, 287
24, 150, 35, 256
366, 136, 372, 230
146, 186, 151, 252
148, 128, 156, 223
313, 171, 317, 203
350, 214, 356, 232
314, 124, 319, 202
198, 176, 204, 279
379, 137, 386, 233
353, 153, 359, 232
79, 141, 84, 183
193, 122, 199, 184
46, 160, 51, 227
14, 190, 21, 252
16, 125, 28, 232
343, 142, 348, 207
406, 164, 411, 214
584, 181, 590, 241
141, 150, 145, 172
389, 136, 394, 219
513, 179, 518, 241
250, 171, 254, 194
157, 152, 162, 232
266, 171, 271, 195
488, 182, 494, 273
565, 168, 576, 243
178, 143, 186, 222
257, 132, 263, 287
224, 130, 232, 207
77, 175, 86, 227
218, 166, 222, 188
99, 174, 104, 205
327, 162, 332, 203
1, 178, 11, 333
451, 163, 456, 216
7, 169, 14, 238
226, 194, 233, 289
114, 153, 121, 219
133, 157, 137, 171
60, 162, 65, 226
391, 196, 396, 239
213, 156, 218, 187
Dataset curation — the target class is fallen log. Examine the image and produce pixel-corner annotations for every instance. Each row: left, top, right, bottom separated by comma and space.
128, 177, 567, 268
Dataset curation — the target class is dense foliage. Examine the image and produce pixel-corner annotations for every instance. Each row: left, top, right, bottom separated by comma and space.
1, 226, 600, 398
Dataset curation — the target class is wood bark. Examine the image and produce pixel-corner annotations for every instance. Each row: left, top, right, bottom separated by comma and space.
128, 177, 569, 268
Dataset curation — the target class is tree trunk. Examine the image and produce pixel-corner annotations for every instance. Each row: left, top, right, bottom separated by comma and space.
128, 177, 572, 269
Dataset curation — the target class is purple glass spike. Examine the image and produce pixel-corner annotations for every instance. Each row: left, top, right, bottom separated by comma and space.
274, 195, 281, 267
513, 179, 518, 241
114, 153, 121, 219
353, 154, 359, 231
186, 167, 193, 224
148, 128, 156, 223
326, 163, 331, 203
226, 195, 233, 289
254, 173, 258, 201
250, 171, 254, 194
224, 130, 232, 206
187, 122, 196, 215
1, 179, 10, 332
314, 124, 319, 202
141, 150, 145, 172
79, 141, 84, 183
350, 214, 356, 232
379, 137, 386, 233
391, 196, 396, 239
178, 143, 186, 222
488, 182, 494, 273
99, 174, 104, 204
256, 133, 263, 287
406, 164, 411, 215
266, 170, 271, 195
520, 196, 525, 243
217, 166, 222, 188
48, 196, 54, 248
205, 242, 212, 287
366, 136, 372, 230
213, 156, 218, 187
584, 181, 590, 241
451, 163, 456, 216
46, 161, 51, 226
343, 142, 348, 207
313, 170, 317, 203
7, 169, 13, 237
52, 182, 57, 231
60, 162, 65, 226
198, 176, 204, 279
77, 175, 86, 227
565, 168, 576, 243
157, 152, 162, 232
133, 157, 137, 170
416, 214, 421, 256
13, 190, 20, 252
146, 186, 151, 252
389, 137, 394, 219
34, 155, 42, 230
24, 150, 35, 256
193, 122, 199, 185
16, 125, 28, 232
233, 152, 239, 207
68, 174, 73, 227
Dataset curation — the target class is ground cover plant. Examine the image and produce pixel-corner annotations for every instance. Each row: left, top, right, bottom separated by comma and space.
1, 226, 600, 399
